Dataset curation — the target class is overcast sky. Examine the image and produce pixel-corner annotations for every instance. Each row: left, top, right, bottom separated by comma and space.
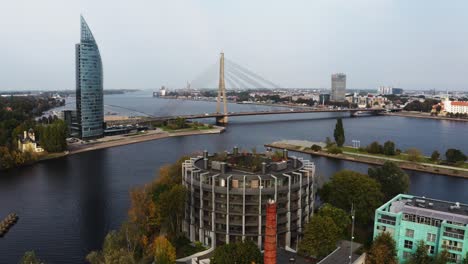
1, 0, 468, 91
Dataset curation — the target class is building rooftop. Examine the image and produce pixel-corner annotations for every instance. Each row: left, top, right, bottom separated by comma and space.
193, 149, 305, 178
387, 195, 468, 225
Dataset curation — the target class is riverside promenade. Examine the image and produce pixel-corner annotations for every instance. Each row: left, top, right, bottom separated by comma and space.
266, 140, 468, 178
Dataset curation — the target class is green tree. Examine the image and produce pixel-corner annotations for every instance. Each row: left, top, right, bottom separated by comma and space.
158, 185, 187, 239
86, 230, 136, 264
152, 236, 176, 264
406, 148, 422, 162
319, 170, 383, 224
462, 252, 468, 264
430, 150, 440, 162
368, 161, 410, 201
317, 203, 350, 236
382, 141, 396, 156
445, 148, 467, 164
212, 240, 262, 264
407, 240, 432, 264
19, 251, 44, 264
299, 215, 340, 258
433, 249, 450, 264
39, 119, 67, 152
367, 141, 383, 154
333, 118, 345, 147
366, 232, 398, 264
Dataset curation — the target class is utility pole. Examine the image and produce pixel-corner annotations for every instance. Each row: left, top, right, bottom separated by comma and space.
349, 203, 355, 264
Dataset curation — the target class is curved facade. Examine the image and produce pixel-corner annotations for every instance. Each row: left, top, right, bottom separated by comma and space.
75, 16, 104, 139
182, 149, 316, 250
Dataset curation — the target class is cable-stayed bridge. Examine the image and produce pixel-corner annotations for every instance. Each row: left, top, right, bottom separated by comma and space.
108, 53, 384, 126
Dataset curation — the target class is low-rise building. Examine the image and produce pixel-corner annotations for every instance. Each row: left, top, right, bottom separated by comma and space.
374, 194, 468, 263
443, 98, 468, 114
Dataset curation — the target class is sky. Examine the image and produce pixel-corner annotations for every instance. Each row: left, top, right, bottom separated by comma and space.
1, 0, 468, 91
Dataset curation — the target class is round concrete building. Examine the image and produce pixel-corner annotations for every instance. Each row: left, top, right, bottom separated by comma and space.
181, 147, 316, 250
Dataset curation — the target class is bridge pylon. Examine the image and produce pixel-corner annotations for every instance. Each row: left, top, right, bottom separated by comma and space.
216, 52, 228, 124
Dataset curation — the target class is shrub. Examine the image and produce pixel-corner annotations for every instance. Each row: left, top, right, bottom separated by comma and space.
311, 144, 322, 152
406, 148, 422, 162
327, 146, 342, 154
383, 141, 396, 156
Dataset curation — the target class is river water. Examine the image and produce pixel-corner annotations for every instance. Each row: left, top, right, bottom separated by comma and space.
0, 91, 467, 263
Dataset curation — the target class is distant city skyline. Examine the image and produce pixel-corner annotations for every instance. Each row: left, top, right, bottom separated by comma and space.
1, 0, 468, 91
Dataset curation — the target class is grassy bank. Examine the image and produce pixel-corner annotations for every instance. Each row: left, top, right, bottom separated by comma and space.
266, 141, 468, 178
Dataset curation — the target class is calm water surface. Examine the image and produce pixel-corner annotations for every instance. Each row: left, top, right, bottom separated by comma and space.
0, 91, 467, 263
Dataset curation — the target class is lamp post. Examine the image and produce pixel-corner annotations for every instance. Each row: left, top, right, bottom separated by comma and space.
349, 203, 355, 264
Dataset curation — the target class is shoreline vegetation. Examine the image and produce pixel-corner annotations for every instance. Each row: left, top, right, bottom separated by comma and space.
265, 140, 468, 178
39, 125, 225, 162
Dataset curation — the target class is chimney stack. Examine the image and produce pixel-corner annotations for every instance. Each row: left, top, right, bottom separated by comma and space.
264, 200, 277, 264
283, 149, 288, 159
262, 162, 267, 174
233, 146, 239, 155
203, 150, 208, 159
204, 158, 208, 169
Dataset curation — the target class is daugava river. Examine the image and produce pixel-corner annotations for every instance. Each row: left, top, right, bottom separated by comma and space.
0, 91, 467, 263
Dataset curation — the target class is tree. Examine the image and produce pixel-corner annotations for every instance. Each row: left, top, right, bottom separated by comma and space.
212, 240, 262, 264
86, 230, 136, 264
407, 240, 431, 264
299, 215, 340, 258
334, 118, 345, 147
382, 141, 396, 156
38, 119, 68, 152
367, 141, 383, 154
19, 251, 44, 264
311, 144, 322, 152
317, 203, 350, 236
158, 184, 187, 239
430, 150, 440, 162
325, 137, 334, 148
445, 148, 467, 164
152, 236, 176, 264
366, 232, 398, 264
128, 185, 160, 239
368, 161, 410, 201
319, 170, 383, 224
406, 148, 422, 162
433, 250, 450, 264
462, 252, 468, 264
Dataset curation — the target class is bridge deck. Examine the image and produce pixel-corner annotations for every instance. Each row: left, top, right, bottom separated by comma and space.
106, 108, 384, 126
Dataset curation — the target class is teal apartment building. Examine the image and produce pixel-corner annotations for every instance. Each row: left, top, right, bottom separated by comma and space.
374, 194, 468, 263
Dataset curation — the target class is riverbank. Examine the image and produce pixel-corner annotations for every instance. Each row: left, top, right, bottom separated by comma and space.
37, 126, 225, 161
266, 140, 468, 178
384, 111, 468, 122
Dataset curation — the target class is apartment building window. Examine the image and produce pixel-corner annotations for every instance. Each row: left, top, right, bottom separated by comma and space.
404, 240, 413, 249
426, 245, 435, 255
403, 251, 412, 259
406, 229, 414, 238
427, 233, 436, 243
448, 253, 461, 263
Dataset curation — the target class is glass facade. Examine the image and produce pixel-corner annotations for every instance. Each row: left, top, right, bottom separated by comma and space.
75, 16, 104, 139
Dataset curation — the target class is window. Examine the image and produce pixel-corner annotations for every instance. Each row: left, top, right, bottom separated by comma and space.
426, 245, 435, 255
448, 253, 461, 263
404, 240, 413, 249
406, 229, 414, 238
403, 251, 412, 259
427, 233, 436, 243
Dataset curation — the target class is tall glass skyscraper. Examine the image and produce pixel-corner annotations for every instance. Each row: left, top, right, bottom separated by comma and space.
75, 16, 104, 139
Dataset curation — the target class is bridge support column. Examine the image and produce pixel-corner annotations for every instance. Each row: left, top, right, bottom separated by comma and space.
216, 115, 228, 125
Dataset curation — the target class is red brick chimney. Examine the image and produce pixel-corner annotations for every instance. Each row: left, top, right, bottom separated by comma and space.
264, 200, 277, 264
